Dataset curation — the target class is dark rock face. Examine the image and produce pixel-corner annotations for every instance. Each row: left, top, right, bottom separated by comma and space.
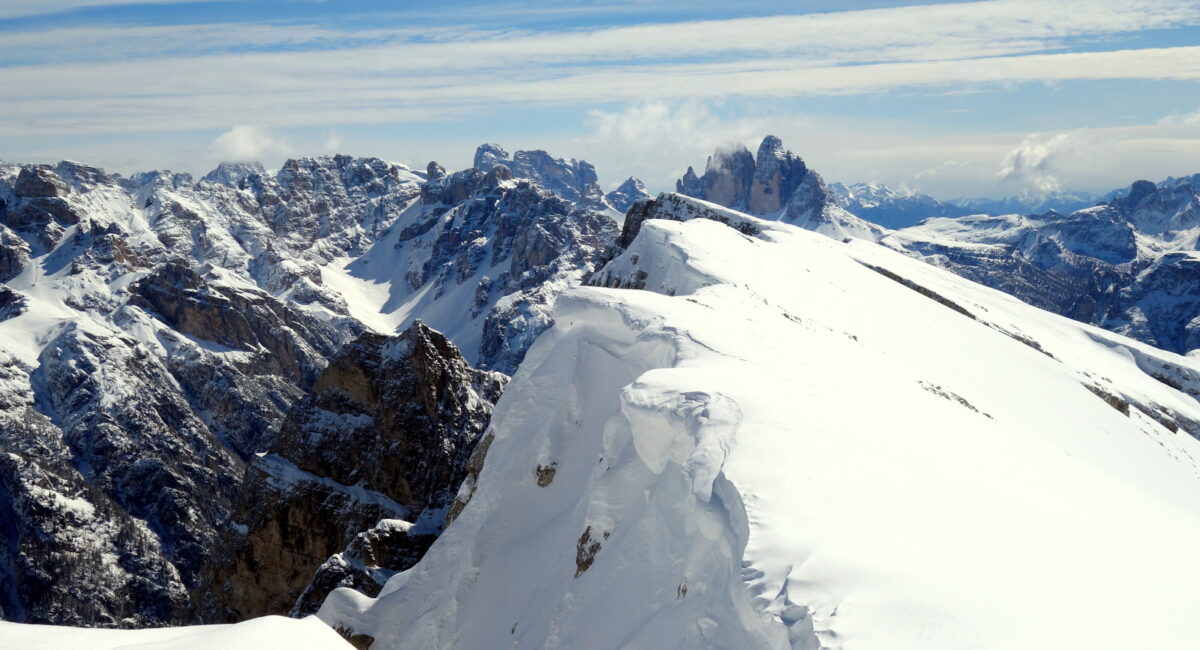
33, 325, 243, 586
0, 357, 190, 627
0, 286, 25, 322
195, 322, 505, 622
0, 155, 422, 627
0, 225, 29, 284
292, 519, 435, 618
674, 136, 881, 240
700, 145, 755, 210
749, 135, 808, 214
128, 263, 343, 386
392, 166, 619, 373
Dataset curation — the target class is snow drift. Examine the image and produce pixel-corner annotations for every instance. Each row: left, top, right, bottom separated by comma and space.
321, 197, 1200, 649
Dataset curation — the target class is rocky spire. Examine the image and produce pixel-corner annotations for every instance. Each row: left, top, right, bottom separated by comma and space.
606, 176, 651, 213
749, 135, 808, 214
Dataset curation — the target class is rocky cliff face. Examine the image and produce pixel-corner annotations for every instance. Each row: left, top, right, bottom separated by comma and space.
674, 136, 883, 241
351, 161, 618, 374
0, 146, 618, 627
605, 177, 651, 213
194, 322, 505, 622
472, 144, 613, 211
0, 156, 419, 626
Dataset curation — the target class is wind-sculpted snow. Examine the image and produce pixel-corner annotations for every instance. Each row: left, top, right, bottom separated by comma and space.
322, 201, 1200, 649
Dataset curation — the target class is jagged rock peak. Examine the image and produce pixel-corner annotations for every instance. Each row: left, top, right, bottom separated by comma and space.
473, 143, 510, 172
605, 176, 651, 213
201, 161, 268, 189
470, 143, 610, 210
701, 144, 755, 210
195, 319, 506, 622
483, 164, 513, 187
750, 135, 808, 214
426, 161, 446, 180
670, 136, 881, 241
1117, 179, 1159, 211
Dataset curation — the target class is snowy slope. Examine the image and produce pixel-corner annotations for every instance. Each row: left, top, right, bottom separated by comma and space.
320, 199, 1200, 649
882, 177, 1200, 354
0, 615, 352, 649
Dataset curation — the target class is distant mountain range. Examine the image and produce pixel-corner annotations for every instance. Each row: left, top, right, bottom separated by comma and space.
3, 137, 1200, 649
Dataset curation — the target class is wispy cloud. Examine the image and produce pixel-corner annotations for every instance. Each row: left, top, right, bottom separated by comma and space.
0, 0, 227, 20
3, 0, 1199, 196
3, 44, 1200, 137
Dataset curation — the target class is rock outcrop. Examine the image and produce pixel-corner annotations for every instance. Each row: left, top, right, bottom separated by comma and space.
674, 136, 883, 241
473, 143, 612, 211
195, 322, 505, 622
605, 177, 652, 213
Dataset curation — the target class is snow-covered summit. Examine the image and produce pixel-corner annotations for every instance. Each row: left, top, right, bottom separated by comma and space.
605, 176, 651, 213
829, 181, 971, 228
200, 161, 268, 189
320, 193, 1200, 649
472, 143, 612, 211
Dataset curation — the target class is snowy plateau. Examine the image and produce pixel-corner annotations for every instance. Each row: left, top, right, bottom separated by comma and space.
2, 139, 1200, 649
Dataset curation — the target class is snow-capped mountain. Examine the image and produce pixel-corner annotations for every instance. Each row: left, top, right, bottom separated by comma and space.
5, 139, 1200, 649
882, 176, 1200, 354
472, 144, 617, 213
0, 147, 621, 627
829, 181, 972, 228
675, 136, 884, 241
948, 189, 1098, 216
604, 177, 652, 214
319, 192, 1200, 649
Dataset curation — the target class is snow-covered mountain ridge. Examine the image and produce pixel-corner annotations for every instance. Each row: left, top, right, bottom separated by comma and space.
4, 138, 1200, 649
319, 193, 1200, 649
0, 147, 623, 628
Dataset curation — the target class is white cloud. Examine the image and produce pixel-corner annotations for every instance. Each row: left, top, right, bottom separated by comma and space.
576, 101, 771, 190
997, 132, 1082, 194
3, 0, 1200, 138
4, 45, 1200, 139
0, 0, 226, 19
321, 129, 344, 154
205, 125, 291, 163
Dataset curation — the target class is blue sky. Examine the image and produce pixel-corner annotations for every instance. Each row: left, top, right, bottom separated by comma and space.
2, 0, 1199, 199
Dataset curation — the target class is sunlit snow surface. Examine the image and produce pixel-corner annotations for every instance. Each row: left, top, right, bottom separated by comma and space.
0, 615, 352, 649
321, 210, 1200, 649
